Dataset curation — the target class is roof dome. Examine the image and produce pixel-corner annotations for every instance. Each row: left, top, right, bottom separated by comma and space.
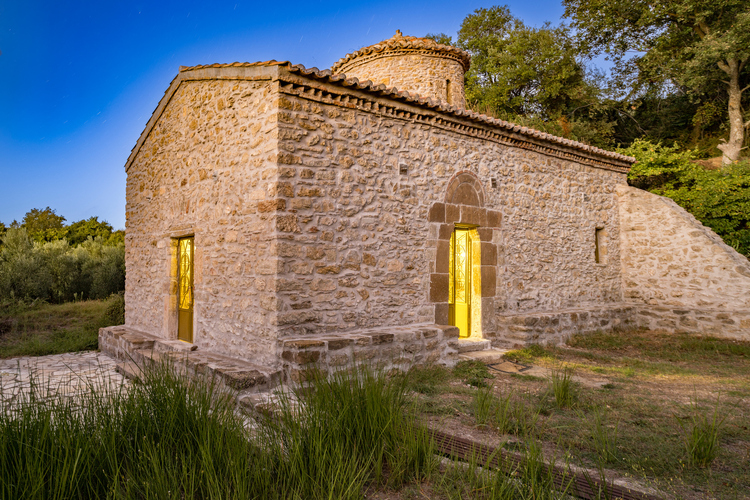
331, 30, 470, 108
331, 30, 471, 74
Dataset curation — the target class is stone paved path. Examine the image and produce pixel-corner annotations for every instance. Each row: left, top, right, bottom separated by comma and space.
0, 351, 127, 404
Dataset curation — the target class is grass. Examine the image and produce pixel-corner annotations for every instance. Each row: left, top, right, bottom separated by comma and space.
1, 360, 599, 500
0, 297, 121, 358
410, 329, 750, 499
549, 365, 575, 408
675, 394, 728, 467
1, 362, 439, 500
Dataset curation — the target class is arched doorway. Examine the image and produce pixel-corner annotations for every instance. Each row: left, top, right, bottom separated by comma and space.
449, 226, 481, 338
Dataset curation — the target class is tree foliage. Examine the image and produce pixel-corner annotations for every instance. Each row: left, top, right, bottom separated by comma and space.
21, 207, 66, 241
563, 0, 750, 163
0, 228, 125, 303
2, 209, 123, 247
428, 6, 616, 148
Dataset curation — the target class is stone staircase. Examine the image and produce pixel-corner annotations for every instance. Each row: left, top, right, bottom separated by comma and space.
99, 326, 282, 396
457, 338, 508, 364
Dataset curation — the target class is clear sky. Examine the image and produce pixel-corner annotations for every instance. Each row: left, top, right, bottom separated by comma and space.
0, 0, 568, 230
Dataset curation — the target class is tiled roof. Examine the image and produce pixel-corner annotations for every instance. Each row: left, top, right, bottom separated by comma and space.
172, 61, 635, 165
331, 30, 471, 73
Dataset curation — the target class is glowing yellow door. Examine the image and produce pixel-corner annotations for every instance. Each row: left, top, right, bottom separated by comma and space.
449, 229, 472, 338
177, 237, 194, 343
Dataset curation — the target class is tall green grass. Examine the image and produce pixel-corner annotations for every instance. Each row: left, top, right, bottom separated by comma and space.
0, 363, 436, 499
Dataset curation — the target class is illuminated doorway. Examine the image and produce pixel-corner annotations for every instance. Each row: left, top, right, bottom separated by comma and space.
449, 227, 481, 338
177, 236, 194, 343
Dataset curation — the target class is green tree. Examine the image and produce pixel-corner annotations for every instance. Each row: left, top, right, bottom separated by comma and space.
563, 0, 750, 164
21, 207, 66, 242
428, 6, 615, 147
62, 217, 114, 246
0, 222, 6, 247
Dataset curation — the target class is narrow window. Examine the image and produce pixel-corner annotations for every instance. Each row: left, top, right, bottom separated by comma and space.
594, 227, 606, 264
446, 79, 452, 105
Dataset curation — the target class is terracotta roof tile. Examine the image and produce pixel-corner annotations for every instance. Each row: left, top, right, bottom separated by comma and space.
331, 31, 471, 73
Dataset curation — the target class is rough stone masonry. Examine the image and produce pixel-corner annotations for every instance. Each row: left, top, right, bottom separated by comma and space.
101, 31, 750, 386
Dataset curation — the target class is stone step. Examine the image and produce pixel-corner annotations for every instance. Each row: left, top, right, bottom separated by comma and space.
116, 361, 144, 381
134, 347, 281, 394
459, 349, 509, 364
457, 338, 491, 354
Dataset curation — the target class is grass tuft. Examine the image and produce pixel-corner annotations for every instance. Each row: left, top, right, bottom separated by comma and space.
504, 344, 552, 364
676, 395, 728, 468
589, 405, 619, 463
550, 365, 576, 409
454, 359, 493, 388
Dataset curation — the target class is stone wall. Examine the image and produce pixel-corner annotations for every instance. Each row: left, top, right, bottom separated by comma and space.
335, 53, 467, 108
124, 78, 283, 366
272, 75, 629, 342
618, 185, 750, 339
279, 324, 460, 383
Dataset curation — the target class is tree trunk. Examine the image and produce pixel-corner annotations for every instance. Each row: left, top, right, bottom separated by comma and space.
717, 58, 746, 165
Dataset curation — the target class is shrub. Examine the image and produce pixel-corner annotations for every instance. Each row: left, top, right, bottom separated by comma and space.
0, 229, 125, 303
104, 292, 125, 325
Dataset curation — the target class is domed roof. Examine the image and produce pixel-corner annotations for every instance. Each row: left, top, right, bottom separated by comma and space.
331, 30, 471, 74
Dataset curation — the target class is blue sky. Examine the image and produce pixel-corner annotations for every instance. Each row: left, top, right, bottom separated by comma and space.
0, 0, 569, 230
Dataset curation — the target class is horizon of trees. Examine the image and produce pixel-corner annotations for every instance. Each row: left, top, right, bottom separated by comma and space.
0, 207, 124, 248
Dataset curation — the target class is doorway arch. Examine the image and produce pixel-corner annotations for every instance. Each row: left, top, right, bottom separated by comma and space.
428, 171, 501, 340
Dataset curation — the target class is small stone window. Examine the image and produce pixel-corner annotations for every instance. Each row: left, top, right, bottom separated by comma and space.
446, 79, 452, 105
491, 178, 497, 189
399, 164, 408, 176
594, 227, 607, 264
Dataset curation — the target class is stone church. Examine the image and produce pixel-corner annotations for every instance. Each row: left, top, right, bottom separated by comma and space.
100, 32, 750, 390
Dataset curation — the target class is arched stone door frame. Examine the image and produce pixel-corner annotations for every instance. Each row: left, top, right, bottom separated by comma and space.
428, 171, 501, 339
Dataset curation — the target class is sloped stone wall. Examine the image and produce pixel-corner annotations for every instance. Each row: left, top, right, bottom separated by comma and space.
618, 185, 750, 339
124, 79, 283, 366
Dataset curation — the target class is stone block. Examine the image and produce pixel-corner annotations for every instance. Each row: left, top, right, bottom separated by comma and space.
445, 204, 460, 223
435, 240, 450, 273
481, 266, 496, 297
438, 223, 454, 240
428, 203, 445, 223
486, 210, 501, 228
453, 183, 480, 206
477, 228, 493, 242
372, 333, 395, 345
327, 338, 353, 350
460, 205, 483, 225
434, 303, 450, 325
283, 339, 325, 349
430, 273, 449, 302
480, 242, 497, 266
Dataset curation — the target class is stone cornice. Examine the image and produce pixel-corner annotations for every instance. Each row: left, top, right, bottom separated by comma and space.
334, 48, 468, 75
124, 61, 634, 174
278, 70, 633, 174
